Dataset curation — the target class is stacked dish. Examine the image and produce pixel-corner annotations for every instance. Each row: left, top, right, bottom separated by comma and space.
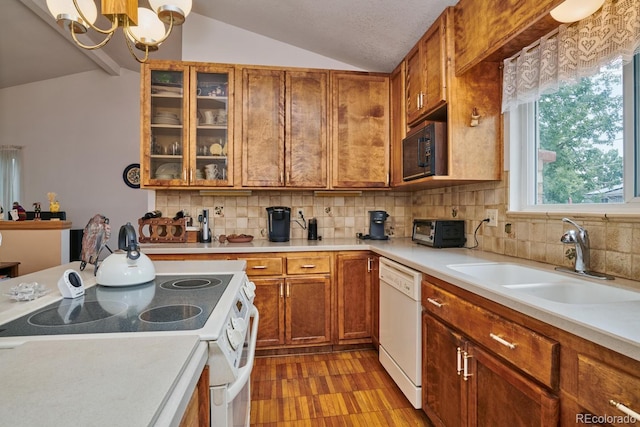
152, 111, 181, 125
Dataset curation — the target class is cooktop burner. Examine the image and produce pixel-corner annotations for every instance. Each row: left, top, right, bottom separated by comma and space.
139, 305, 203, 323
0, 274, 233, 337
159, 277, 222, 290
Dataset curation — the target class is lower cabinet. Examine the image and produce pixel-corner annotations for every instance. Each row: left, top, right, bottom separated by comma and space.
336, 252, 375, 344
179, 365, 210, 427
252, 277, 332, 347
422, 277, 560, 426
242, 252, 332, 349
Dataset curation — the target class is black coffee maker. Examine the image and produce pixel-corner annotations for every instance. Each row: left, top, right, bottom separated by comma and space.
266, 207, 291, 242
367, 210, 389, 240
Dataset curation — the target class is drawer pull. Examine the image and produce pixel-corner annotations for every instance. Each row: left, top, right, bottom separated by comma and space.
251, 265, 268, 270
301, 264, 316, 268
609, 400, 640, 420
427, 298, 444, 308
456, 347, 463, 375
463, 352, 472, 381
489, 333, 517, 349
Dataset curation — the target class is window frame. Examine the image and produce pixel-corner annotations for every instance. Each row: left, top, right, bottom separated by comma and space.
508, 57, 640, 214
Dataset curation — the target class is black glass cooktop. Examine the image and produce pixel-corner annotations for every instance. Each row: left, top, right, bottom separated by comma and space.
0, 274, 232, 337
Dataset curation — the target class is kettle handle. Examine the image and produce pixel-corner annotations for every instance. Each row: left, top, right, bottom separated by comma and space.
118, 222, 141, 260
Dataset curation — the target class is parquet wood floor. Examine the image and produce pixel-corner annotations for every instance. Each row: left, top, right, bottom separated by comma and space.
250, 349, 432, 426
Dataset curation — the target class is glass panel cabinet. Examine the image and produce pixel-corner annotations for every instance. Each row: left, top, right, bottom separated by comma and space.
141, 61, 234, 188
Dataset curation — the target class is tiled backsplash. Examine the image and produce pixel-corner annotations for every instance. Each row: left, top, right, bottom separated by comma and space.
411, 173, 640, 283
155, 174, 639, 282
155, 190, 413, 240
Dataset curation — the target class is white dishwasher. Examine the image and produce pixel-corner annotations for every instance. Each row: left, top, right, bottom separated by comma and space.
378, 257, 422, 409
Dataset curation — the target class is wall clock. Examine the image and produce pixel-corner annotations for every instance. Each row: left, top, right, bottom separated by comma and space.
123, 163, 140, 188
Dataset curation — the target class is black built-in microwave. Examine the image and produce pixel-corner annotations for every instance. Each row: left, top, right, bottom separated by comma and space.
402, 121, 447, 181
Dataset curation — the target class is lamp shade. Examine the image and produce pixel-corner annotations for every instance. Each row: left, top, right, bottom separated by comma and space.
46, 0, 97, 25
128, 7, 166, 44
550, 0, 605, 23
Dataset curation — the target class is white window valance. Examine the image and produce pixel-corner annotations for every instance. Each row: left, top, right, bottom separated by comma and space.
502, 0, 640, 113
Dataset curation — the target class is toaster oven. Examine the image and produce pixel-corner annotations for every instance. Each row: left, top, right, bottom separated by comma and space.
412, 219, 466, 248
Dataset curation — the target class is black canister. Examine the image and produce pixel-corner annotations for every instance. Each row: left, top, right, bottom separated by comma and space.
307, 218, 318, 240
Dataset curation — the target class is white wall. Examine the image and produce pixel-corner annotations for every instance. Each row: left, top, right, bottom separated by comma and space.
0, 69, 147, 249
182, 14, 364, 71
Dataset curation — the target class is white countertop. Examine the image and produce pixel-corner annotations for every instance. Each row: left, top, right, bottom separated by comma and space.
0, 335, 207, 427
142, 237, 640, 361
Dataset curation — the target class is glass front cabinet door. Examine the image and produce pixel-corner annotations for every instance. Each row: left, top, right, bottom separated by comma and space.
141, 62, 234, 188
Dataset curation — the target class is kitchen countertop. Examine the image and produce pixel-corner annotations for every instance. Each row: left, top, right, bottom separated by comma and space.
142, 237, 640, 361
0, 335, 207, 427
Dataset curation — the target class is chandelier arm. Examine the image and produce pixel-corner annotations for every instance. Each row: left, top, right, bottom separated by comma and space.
124, 31, 150, 63
70, 25, 115, 50
72, 0, 119, 35
123, 14, 175, 49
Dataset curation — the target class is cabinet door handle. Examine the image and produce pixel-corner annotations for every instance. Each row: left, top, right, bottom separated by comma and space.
489, 333, 517, 349
609, 400, 640, 420
251, 265, 267, 270
279, 282, 284, 298
189, 168, 193, 182
427, 298, 444, 308
301, 264, 316, 269
456, 347, 463, 375
463, 352, 472, 381
183, 168, 187, 181
286, 283, 290, 298
367, 258, 372, 272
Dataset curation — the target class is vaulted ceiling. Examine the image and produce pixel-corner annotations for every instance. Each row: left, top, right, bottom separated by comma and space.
0, 0, 457, 89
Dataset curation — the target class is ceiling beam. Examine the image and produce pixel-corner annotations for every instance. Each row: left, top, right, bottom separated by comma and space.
19, 0, 122, 77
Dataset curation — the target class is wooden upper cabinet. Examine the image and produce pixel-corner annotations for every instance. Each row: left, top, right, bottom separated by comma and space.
454, 0, 562, 75
331, 72, 390, 188
241, 68, 285, 187
390, 61, 407, 187
286, 71, 329, 188
241, 68, 327, 188
141, 61, 234, 189
405, 9, 448, 126
422, 18, 447, 115
405, 44, 423, 125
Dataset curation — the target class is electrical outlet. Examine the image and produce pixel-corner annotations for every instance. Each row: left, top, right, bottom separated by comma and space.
486, 209, 498, 227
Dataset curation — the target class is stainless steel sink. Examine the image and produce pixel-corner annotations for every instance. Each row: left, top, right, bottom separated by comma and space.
503, 281, 640, 305
446, 263, 566, 285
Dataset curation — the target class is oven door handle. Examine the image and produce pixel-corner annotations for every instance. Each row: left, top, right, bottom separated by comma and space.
226, 305, 259, 402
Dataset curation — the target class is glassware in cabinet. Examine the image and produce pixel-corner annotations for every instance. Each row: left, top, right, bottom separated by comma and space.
190, 68, 232, 185
145, 67, 189, 185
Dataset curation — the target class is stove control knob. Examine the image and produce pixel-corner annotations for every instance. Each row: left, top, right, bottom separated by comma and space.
243, 280, 256, 301
231, 317, 246, 333
226, 326, 244, 351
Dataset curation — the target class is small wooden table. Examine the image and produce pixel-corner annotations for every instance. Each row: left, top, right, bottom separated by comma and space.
0, 262, 20, 278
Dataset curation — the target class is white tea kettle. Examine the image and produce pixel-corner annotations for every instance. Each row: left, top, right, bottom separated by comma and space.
96, 223, 156, 287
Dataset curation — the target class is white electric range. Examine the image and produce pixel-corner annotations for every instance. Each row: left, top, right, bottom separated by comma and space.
0, 260, 258, 427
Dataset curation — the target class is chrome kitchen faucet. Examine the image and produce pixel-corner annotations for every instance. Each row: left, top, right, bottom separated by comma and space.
556, 217, 613, 280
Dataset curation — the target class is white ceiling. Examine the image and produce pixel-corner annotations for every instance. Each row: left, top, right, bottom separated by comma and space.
0, 0, 457, 89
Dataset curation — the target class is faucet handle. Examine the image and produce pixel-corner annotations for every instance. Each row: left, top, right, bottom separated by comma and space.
562, 217, 584, 231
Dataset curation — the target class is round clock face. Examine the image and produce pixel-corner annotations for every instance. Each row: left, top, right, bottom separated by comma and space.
123, 163, 140, 188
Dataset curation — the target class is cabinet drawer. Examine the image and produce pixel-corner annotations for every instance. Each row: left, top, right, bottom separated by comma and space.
578, 355, 640, 425
242, 257, 283, 276
422, 281, 559, 388
286, 256, 331, 275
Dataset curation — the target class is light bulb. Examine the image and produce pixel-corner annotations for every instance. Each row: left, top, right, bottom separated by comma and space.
149, 0, 192, 25
128, 7, 166, 50
550, 0, 605, 23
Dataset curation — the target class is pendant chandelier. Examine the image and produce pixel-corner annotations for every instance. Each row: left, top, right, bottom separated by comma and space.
46, 0, 192, 63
